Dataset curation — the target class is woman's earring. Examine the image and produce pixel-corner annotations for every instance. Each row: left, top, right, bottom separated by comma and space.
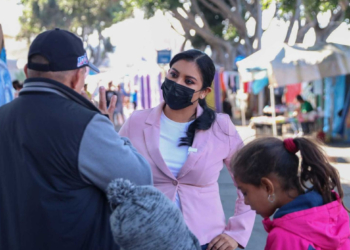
268, 194, 276, 203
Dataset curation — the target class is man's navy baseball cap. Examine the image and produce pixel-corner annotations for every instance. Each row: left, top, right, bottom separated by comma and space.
27, 28, 99, 73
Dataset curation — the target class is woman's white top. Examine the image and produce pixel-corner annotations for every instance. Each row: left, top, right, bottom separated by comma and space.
159, 112, 193, 209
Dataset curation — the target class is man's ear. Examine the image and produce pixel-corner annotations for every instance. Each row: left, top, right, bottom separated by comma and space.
71, 68, 85, 92
260, 177, 275, 195
24, 64, 29, 78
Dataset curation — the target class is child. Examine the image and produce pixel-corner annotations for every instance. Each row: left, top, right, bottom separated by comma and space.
231, 137, 350, 250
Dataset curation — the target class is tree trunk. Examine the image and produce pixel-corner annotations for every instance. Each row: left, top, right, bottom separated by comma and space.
284, 0, 301, 44
90, 30, 103, 66
225, 46, 235, 70
180, 39, 187, 52
210, 43, 236, 70
315, 23, 341, 43
256, 0, 263, 50
296, 22, 313, 43
211, 45, 226, 68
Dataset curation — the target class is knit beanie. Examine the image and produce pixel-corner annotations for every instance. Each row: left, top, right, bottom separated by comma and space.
107, 179, 201, 250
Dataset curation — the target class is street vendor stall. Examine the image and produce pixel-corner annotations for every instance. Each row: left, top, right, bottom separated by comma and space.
237, 42, 350, 137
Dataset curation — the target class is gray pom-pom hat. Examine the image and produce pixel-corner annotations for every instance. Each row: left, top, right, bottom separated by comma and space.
107, 179, 201, 250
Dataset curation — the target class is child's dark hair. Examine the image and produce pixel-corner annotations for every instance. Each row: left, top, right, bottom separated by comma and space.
231, 137, 349, 211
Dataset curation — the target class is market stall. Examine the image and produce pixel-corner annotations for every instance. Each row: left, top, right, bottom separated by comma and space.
237, 42, 350, 137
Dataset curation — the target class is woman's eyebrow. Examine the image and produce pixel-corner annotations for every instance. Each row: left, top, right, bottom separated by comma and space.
171, 67, 197, 81
171, 68, 179, 73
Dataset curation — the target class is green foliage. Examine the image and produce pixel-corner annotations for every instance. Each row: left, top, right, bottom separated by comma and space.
19, 0, 133, 64
19, 0, 133, 40
135, 0, 182, 18
275, 0, 342, 17
261, 0, 275, 10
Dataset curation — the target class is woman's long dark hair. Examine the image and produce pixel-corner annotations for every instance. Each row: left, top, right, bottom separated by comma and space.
231, 137, 349, 211
168, 50, 216, 147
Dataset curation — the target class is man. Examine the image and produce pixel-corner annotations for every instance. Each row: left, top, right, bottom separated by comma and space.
0, 28, 152, 250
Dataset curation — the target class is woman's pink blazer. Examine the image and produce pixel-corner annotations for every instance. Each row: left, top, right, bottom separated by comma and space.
119, 102, 255, 246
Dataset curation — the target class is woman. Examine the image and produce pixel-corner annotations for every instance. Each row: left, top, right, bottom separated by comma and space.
119, 50, 255, 250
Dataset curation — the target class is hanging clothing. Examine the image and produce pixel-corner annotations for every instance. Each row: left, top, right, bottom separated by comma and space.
286, 83, 302, 104
252, 77, 268, 95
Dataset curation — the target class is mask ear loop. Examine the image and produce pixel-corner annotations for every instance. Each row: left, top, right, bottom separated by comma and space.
190, 89, 202, 104
192, 88, 209, 104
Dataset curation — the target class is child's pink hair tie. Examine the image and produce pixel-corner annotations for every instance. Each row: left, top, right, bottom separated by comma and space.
283, 138, 299, 154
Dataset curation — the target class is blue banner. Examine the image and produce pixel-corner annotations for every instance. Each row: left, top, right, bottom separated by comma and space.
157, 50, 171, 64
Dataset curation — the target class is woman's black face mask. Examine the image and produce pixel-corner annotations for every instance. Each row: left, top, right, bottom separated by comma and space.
161, 78, 201, 110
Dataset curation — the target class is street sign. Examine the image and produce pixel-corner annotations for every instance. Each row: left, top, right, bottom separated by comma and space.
157, 50, 171, 64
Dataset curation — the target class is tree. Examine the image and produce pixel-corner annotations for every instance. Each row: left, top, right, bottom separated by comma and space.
274, 0, 349, 44
136, 0, 350, 70
135, 0, 265, 70
19, 0, 134, 66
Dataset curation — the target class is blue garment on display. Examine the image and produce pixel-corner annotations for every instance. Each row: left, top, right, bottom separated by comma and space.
0, 48, 14, 107
252, 77, 268, 95
0, 48, 7, 63
337, 87, 350, 139
323, 77, 332, 132
333, 75, 346, 135
323, 76, 346, 134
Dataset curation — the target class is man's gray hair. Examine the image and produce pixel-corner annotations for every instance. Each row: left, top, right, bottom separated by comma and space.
27, 55, 79, 81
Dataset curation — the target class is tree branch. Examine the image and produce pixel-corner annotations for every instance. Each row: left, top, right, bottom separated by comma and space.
173, 8, 230, 50
296, 20, 316, 43
264, 3, 278, 31
284, 0, 301, 43
330, 6, 344, 23
170, 23, 187, 37
242, 0, 255, 17
236, 0, 243, 14
198, 0, 221, 14
191, 0, 211, 30
228, 0, 236, 8
206, 0, 247, 35
339, 0, 349, 11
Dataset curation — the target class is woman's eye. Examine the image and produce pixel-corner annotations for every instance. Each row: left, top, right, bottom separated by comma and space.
185, 79, 194, 84
170, 72, 177, 78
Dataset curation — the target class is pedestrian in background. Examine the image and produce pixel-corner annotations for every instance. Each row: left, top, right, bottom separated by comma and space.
106, 81, 125, 126
120, 49, 255, 250
0, 28, 152, 250
84, 83, 92, 100
296, 94, 315, 135
12, 79, 22, 98
232, 137, 350, 250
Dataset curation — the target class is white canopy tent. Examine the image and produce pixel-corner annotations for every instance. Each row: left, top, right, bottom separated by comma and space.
237, 42, 350, 136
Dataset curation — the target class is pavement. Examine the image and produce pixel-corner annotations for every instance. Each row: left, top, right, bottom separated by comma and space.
219, 126, 350, 250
